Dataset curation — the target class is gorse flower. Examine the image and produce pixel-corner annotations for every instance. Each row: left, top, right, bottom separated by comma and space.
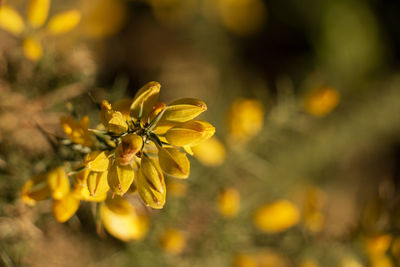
22, 81, 215, 241
0, 0, 81, 61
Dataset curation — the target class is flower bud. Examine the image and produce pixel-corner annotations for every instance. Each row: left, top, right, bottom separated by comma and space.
107, 162, 135, 196
161, 98, 207, 123
165, 120, 215, 147
47, 167, 70, 200
52, 192, 80, 222
137, 157, 166, 209
130, 81, 160, 119
158, 147, 190, 179
87, 170, 110, 197
115, 134, 143, 166
192, 136, 226, 166
101, 196, 148, 241
84, 151, 110, 172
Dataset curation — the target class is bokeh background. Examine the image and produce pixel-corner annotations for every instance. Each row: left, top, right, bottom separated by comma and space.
1, 0, 400, 266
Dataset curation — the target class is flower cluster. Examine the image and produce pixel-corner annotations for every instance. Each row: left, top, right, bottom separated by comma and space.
22, 81, 215, 240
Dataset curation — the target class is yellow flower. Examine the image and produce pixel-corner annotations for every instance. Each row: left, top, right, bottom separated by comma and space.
100, 196, 148, 241
47, 167, 70, 200
129, 81, 161, 120
257, 250, 289, 267
228, 98, 264, 143
217, 187, 240, 218
304, 86, 340, 117
192, 136, 226, 166
60, 116, 93, 147
100, 100, 128, 135
160, 98, 207, 123
253, 200, 300, 233
0, 1, 81, 61
370, 255, 394, 267
160, 229, 186, 255
107, 161, 135, 196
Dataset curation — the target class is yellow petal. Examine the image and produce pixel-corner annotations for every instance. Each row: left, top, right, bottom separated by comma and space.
192, 136, 226, 166
22, 37, 43, 61
217, 187, 240, 218
107, 162, 135, 196
130, 81, 161, 119
107, 112, 128, 135
165, 120, 215, 147
100, 100, 113, 126
137, 159, 166, 209
60, 115, 93, 146
253, 200, 300, 233
161, 98, 207, 123
158, 147, 190, 179
101, 196, 148, 241
140, 157, 165, 194
47, 9, 81, 35
160, 229, 186, 255
73, 183, 107, 202
27, 0, 50, 29
87, 170, 110, 196
113, 98, 133, 119
0, 6, 25, 35
365, 234, 392, 257
152, 121, 175, 135
84, 151, 110, 172
47, 167, 70, 200
52, 193, 80, 222
21, 173, 51, 206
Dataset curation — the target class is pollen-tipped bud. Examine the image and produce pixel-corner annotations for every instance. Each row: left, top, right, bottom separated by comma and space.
130, 81, 161, 119
161, 98, 207, 123
158, 147, 190, 179
107, 162, 135, 196
165, 120, 215, 147
115, 134, 143, 166
137, 157, 166, 209
100, 100, 128, 135
52, 192, 80, 222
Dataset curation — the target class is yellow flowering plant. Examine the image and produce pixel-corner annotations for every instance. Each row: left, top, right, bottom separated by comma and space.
0, 0, 81, 61
21, 81, 215, 241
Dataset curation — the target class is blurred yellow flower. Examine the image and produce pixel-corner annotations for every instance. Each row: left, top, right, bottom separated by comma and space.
257, 250, 289, 267
100, 196, 148, 241
253, 200, 300, 233
60, 116, 93, 147
192, 136, 226, 166
21, 172, 51, 206
217, 187, 240, 218
304, 86, 340, 117
228, 98, 264, 143
217, 0, 267, 36
160, 229, 186, 255
365, 234, 392, 257
0, 0, 81, 61
52, 192, 80, 222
